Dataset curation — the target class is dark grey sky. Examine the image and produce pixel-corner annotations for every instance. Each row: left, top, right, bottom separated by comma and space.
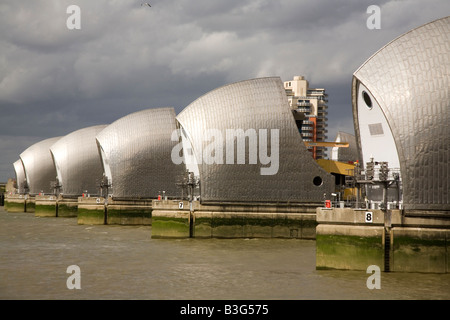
1, 0, 449, 181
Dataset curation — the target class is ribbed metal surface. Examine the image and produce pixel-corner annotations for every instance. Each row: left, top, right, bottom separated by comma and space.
13, 159, 26, 194
177, 77, 333, 203
352, 17, 450, 211
50, 125, 107, 196
96, 107, 186, 199
20, 137, 61, 195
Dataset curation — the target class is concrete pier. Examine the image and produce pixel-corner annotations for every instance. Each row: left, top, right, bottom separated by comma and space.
77, 196, 107, 224
34, 195, 79, 217
57, 197, 78, 217
151, 200, 318, 239
34, 195, 58, 217
4, 194, 34, 213
316, 207, 450, 273
77, 197, 152, 225
106, 198, 152, 225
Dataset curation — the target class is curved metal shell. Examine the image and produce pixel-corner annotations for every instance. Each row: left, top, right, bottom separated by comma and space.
96, 107, 186, 199
352, 16, 450, 211
50, 125, 107, 197
331, 131, 359, 163
20, 137, 61, 195
176, 77, 333, 203
13, 159, 26, 194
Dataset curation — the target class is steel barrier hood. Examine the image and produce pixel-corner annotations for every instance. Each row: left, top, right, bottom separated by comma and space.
96, 107, 186, 199
19, 137, 61, 195
50, 125, 107, 197
13, 159, 26, 194
176, 77, 334, 204
352, 16, 450, 212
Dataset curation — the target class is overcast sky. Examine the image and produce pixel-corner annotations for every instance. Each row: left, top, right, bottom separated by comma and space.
0, 0, 449, 181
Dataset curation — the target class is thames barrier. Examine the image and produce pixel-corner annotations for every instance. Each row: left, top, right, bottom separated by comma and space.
2, 16, 450, 284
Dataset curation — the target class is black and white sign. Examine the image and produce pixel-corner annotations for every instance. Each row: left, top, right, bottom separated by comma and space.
365, 211, 373, 223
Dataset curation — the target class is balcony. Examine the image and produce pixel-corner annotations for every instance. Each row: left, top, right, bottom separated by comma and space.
307, 90, 327, 95
297, 107, 311, 113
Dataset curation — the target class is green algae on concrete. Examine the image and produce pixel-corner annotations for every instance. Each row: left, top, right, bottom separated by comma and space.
211, 213, 246, 238
35, 203, 57, 217
107, 207, 152, 225
151, 200, 321, 239
391, 228, 449, 273
4, 199, 26, 213
57, 202, 78, 217
77, 206, 105, 225
242, 213, 274, 238
272, 213, 316, 239
209, 213, 315, 239
316, 225, 385, 271
77, 197, 106, 225
152, 211, 190, 238
193, 211, 213, 238
25, 200, 35, 213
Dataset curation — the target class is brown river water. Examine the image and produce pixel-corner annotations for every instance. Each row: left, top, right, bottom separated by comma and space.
0, 207, 449, 300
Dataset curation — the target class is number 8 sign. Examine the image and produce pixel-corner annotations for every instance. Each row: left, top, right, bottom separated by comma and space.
365, 212, 373, 223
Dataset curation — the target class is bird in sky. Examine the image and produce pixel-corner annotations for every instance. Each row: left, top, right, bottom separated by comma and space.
141, 3, 151, 7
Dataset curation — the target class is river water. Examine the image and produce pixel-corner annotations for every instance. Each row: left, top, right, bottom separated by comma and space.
0, 207, 449, 301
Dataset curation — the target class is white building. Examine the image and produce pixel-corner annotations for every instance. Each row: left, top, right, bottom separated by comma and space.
284, 76, 328, 159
